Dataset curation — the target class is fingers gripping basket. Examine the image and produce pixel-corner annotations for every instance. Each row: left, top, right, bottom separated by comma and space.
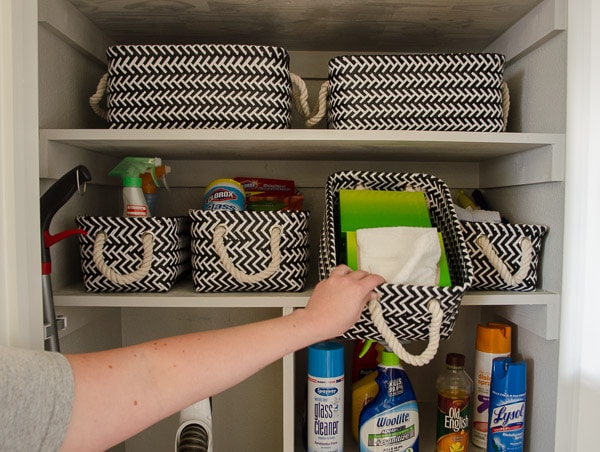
460, 221, 548, 291
319, 171, 473, 366
190, 209, 310, 292
76, 216, 191, 292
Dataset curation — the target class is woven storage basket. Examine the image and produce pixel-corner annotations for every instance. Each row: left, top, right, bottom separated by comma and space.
319, 171, 473, 365
326, 53, 508, 132
90, 44, 293, 129
190, 209, 310, 292
76, 216, 191, 292
460, 221, 548, 291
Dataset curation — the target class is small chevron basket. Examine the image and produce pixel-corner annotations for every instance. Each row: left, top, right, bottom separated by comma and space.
76, 216, 191, 292
189, 209, 310, 292
460, 221, 548, 291
327, 53, 508, 131
90, 44, 294, 129
319, 171, 473, 346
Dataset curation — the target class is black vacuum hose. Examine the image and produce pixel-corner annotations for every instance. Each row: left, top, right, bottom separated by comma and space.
177, 423, 210, 452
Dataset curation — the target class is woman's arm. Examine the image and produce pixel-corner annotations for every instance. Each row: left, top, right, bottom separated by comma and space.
61, 266, 384, 451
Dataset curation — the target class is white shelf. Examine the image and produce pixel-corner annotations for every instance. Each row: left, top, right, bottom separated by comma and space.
53, 281, 560, 340
39, 129, 565, 188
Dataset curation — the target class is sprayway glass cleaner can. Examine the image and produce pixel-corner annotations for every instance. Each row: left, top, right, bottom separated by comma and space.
487, 357, 526, 452
202, 178, 245, 211
307, 341, 344, 452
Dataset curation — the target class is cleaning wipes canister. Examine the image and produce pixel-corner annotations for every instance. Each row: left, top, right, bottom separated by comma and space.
359, 349, 419, 452
307, 341, 344, 452
202, 178, 245, 211
487, 357, 526, 452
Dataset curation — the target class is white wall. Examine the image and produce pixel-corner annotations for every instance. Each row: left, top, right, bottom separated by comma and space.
556, 0, 600, 450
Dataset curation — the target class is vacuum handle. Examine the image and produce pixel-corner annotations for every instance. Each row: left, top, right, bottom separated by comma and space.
40, 165, 92, 263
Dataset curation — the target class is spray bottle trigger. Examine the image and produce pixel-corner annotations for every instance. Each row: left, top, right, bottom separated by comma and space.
358, 340, 375, 359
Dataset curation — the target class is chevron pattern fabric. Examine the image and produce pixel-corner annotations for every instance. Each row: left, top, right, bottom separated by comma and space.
319, 171, 473, 342
327, 53, 506, 131
105, 44, 292, 129
461, 221, 548, 291
190, 209, 310, 292
76, 216, 191, 292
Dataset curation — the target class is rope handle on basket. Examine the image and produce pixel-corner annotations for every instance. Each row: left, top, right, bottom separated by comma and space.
289, 73, 329, 128
92, 231, 154, 285
367, 297, 443, 367
475, 234, 533, 285
502, 81, 510, 132
212, 224, 282, 284
90, 73, 108, 121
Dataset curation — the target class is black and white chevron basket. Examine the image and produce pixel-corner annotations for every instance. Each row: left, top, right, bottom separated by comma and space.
190, 209, 310, 292
319, 171, 473, 343
327, 53, 508, 131
92, 44, 293, 129
76, 216, 191, 292
460, 221, 548, 291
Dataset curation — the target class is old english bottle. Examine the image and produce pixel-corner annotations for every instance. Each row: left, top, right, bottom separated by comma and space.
436, 353, 473, 452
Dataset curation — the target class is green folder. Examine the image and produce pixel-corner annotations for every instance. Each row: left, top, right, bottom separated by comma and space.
339, 189, 432, 233
339, 189, 451, 286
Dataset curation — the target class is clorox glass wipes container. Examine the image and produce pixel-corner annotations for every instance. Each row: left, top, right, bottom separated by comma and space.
202, 178, 246, 211
307, 341, 344, 452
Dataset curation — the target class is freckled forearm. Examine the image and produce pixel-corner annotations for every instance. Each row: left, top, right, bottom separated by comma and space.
61, 308, 322, 451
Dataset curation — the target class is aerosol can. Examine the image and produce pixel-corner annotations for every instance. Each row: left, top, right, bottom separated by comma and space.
175, 398, 213, 452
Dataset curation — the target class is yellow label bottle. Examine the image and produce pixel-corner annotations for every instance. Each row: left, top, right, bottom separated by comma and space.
351, 369, 379, 442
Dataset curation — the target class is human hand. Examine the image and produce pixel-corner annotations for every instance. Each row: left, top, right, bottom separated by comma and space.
302, 265, 386, 340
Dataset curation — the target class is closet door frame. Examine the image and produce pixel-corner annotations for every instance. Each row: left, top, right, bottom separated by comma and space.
0, 0, 42, 349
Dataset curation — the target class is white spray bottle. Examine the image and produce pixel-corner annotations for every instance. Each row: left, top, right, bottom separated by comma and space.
109, 157, 161, 217
358, 344, 419, 452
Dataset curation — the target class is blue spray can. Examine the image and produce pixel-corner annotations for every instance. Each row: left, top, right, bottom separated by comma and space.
307, 341, 344, 452
487, 357, 526, 452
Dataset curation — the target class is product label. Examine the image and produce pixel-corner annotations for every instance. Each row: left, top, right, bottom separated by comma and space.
359, 401, 419, 451
126, 204, 148, 217
203, 184, 245, 211
436, 394, 470, 452
488, 400, 525, 451
307, 375, 344, 452
472, 351, 510, 448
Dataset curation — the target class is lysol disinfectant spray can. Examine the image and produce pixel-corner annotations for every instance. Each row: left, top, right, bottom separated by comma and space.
487, 358, 526, 452
472, 323, 511, 448
308, 341, 344, 452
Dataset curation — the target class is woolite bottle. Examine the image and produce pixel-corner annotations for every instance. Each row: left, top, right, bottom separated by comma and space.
359, 349, 419, 451
307, 341, 344, 452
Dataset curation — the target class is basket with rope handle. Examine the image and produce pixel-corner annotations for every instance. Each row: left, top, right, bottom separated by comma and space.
319, 171, 473, 366
460, 221, 548, 291
292, 53, 510, 131
89, 44, 325, 129
189, 209, 310, 292
76, 216, 190, 292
